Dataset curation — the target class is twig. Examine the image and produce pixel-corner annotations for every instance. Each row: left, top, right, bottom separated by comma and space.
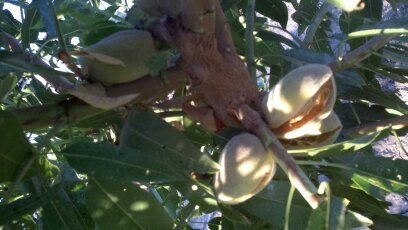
236, 104, 322, 209
1, 31, 75, 91
329, 35, 395, 73
245, 0, 257, 83
343, 114, 408, 137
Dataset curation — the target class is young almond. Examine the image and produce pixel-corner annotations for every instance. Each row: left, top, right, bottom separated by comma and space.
78, 30, 157, 84
214, 133, 276, 205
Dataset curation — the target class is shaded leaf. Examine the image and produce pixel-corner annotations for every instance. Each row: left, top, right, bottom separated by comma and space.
255, 0, 288, 28
42, 164, 95, 229
0, 110, 34, 182
21, 3, 41, 49
85, 179, 173, 229
235, 181, 312, 229
33, 0, 58, 38
63, 142, 182, 183
119, 108, 219, 174
0, 183, 62, 224
0, 73, 17, 101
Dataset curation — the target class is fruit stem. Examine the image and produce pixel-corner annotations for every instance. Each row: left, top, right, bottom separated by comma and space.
235, 104, 323, 209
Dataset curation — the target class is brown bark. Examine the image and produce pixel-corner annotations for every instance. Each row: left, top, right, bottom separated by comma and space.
156, 0, 261, 128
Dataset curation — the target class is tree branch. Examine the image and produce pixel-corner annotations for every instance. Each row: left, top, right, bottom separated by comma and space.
329, 35, 395, 73
11, 66, 189, 129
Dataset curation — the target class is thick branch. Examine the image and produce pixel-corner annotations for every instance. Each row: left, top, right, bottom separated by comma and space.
236, 104, 322, 209
12, 66, 188, 129
329, 35, 394, 72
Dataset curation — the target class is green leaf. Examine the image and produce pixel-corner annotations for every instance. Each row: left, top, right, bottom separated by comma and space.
0, 110, 34, 182
85, 179, 174, 229
257, 30, 299, 49
299, 154, 408, 199
348, 16, 408, 38
0, 73, 17, 101
343, 85, 408, 114
307, 196, 372, 229
292, 0, 319, 34
42, 164, 95, 229
21, 4, 41, 49
0, 183, 61, 224
235, 181, 312, 229
33, 0, 58, 38
0, 51, 74, 78
281, 48, 333, 65
362, 64, 408, 83
119, 108, 219, 174
255, 0, 288, 28
42, 188, 90, 230
349, 154, 408, 199
288, 128, 391, 158
63, 142, 182, 183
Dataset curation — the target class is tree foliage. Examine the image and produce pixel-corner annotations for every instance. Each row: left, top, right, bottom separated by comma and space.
0, 0, 408, 229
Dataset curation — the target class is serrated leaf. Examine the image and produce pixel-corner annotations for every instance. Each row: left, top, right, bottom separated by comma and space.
119, 108, 219, 174
85, 179, 173, 229
63, 142, 182, 183
0, 110, 34, 182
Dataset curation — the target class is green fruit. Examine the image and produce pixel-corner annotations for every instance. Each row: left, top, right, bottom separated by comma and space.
78, 30, 156, 84
214, 133, 276, 205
